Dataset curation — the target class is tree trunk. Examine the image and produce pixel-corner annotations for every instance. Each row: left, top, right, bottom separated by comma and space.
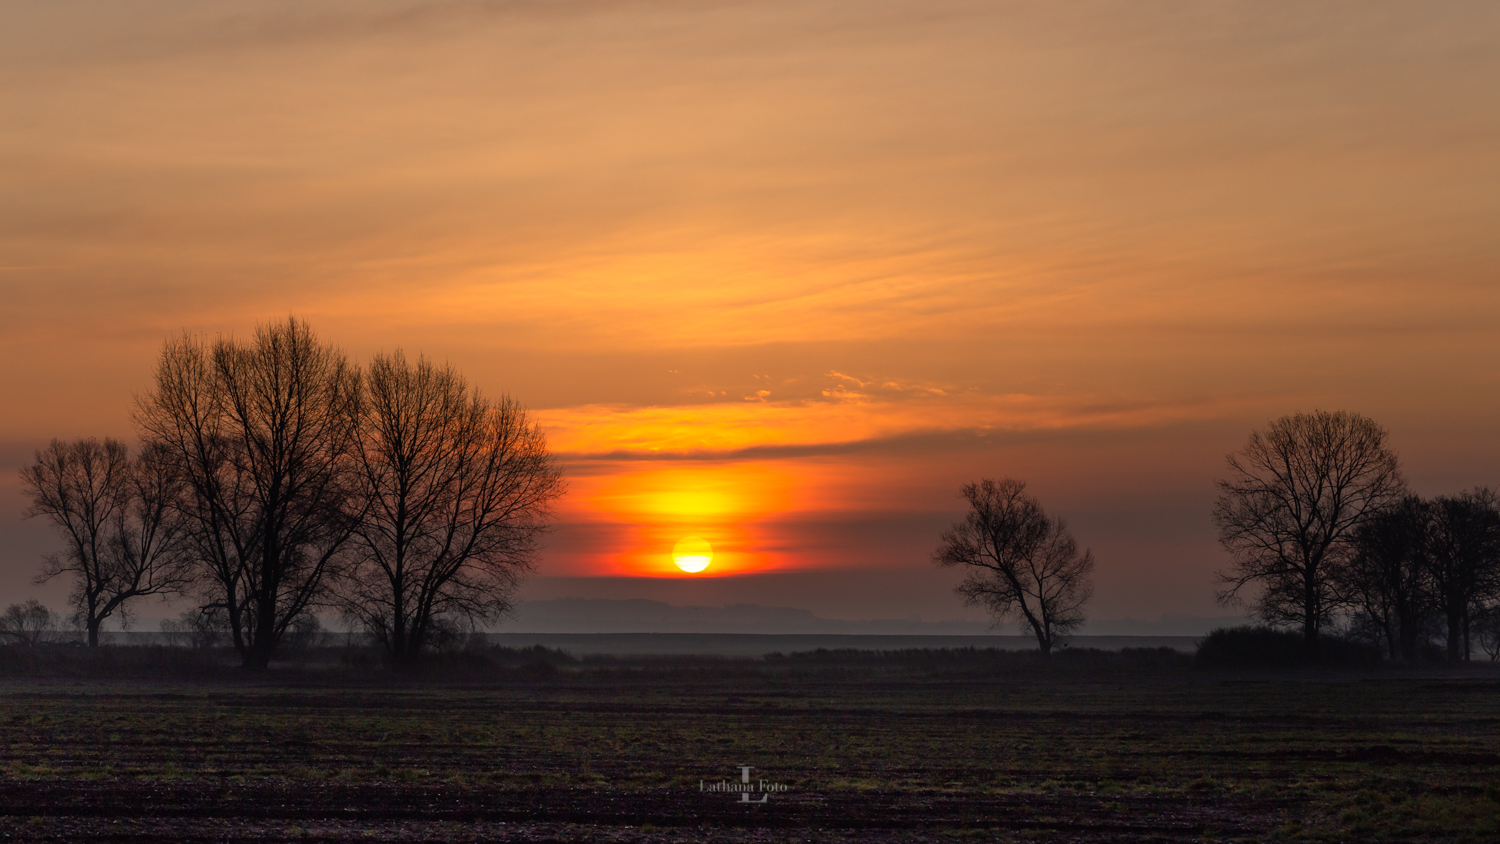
1035, 629, 1052, 657
245, 639, 273, 670
226, 593, 248, 666
392, 598, 406, 665
84, 592, 102, 647
1302, 570, 1321, 652
1398, 614, 1420, 663
1448, 612, 1463, 664
244, 594, 277, 670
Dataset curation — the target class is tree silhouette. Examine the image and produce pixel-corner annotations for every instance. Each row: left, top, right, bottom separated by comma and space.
336, 351, 564, 667
1334, 496, 1433, 662
1214, 410, 1405, 646
135, 318, 362, 669
933, 478, 1093, 656
1423, 488, 1500, 663
21, 438, 189, 646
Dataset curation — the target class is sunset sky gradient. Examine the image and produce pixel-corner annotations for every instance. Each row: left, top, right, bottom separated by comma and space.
3, 1, 1498, 627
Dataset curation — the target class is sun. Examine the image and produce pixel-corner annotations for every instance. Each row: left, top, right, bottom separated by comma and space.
672, 536, 713, 573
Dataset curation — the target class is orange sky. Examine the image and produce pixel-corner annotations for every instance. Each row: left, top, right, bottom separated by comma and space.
2, 1, 1499, 627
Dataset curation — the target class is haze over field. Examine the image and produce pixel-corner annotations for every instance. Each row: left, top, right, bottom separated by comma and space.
3, 1, 1498, 630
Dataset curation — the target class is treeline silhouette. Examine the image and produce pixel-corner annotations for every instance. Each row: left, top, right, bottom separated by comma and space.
0, 639, 1197, 682
1338, 490, 1500, 662
16, 318, 564, 670
12, 324, 1500, 674
1213, 410, 1500, 664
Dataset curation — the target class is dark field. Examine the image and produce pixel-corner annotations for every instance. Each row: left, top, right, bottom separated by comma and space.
1, 649, 1498, 842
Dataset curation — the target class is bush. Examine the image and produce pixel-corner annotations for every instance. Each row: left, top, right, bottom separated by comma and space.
0, 600, 60, 646
159, 607, 230, 650
1195, 625, 1381, 670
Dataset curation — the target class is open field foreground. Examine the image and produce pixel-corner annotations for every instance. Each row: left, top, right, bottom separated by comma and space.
1, 652, 1498, 842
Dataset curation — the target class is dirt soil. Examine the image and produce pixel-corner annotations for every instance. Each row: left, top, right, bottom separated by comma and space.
0, 656, 1496, 842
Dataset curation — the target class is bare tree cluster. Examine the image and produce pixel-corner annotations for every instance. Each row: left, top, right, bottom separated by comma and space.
933, 478, 1094, 656
1337, 496, 1431, 661
20, 318, 564, 669
1214, 410, 1500, 662
1336, 490, 1500, 663
1213, 410, 1406, 645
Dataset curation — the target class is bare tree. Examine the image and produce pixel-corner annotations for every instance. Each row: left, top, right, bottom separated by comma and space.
110, 441, 195, 628
1423, 488, 1500, 663
1333, 497, 1434, 662
136, 317, 362, 669
0, 600, 59, 646
1474, 605, 1500, 662
338, 351, 564, 667
20, 438, 188, 646
933, 478, 1093, 656
1214, 411, 1405, 646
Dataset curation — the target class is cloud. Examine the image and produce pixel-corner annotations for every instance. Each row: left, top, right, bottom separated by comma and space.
535, 392, 1262, 460
559, 428, 999, 463
1, 1, 738, 66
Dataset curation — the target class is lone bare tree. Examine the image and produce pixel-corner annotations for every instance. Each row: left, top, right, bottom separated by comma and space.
136, 318, 362, 669
1214, 410, 1405, 646
1423, 488, 1500, 663
338, 351, 564, 667
21, 438, 189, 646
933, 478, 1093, 656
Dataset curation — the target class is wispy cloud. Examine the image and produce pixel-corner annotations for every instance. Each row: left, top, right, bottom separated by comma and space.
536, 392, 1260, 459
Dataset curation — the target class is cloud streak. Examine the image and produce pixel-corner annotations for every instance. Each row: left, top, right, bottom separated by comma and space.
536, 391, 1270, 460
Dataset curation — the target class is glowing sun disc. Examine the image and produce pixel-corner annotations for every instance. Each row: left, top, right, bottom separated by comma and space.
672, 536, 713, 573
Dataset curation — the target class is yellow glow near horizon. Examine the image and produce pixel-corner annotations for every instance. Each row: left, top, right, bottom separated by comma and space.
672, 536, 713, 573
584, 464, 795, 520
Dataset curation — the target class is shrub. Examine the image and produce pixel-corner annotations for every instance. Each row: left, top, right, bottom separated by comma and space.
1195, 625, 1381, 670
159, 607, 230, 650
